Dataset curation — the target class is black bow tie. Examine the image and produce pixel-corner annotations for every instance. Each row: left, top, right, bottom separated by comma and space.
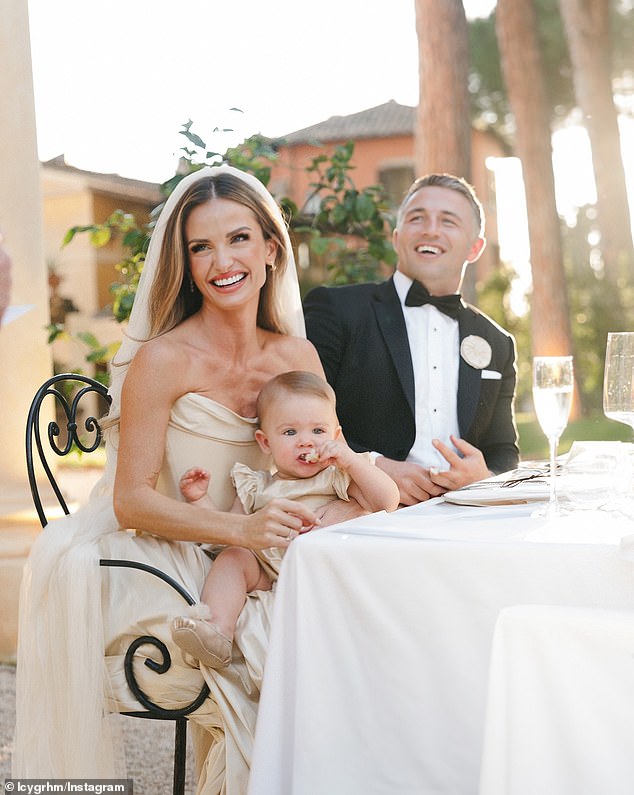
404, 281, 462, 319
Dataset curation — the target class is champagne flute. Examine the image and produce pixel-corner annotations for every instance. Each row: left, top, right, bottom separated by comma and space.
603, 332, 634, 434
532, 356, 574, 517
603, 333, 634, 509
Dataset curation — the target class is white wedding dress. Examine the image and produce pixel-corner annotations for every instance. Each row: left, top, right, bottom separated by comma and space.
13, 165, 307, 795
103, 394, 275, 793
16, 394, 276, 793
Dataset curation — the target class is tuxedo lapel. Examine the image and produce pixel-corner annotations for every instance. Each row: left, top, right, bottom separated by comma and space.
372, 279, 416, 415
457, 307, 484, 435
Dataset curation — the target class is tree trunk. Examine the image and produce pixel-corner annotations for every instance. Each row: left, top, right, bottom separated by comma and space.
559, 0, 633, 287
414, 0, 471, 178
496, 0, 573, 360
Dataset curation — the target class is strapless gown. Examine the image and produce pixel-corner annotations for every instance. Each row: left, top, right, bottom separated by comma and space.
15, 393, 275, 795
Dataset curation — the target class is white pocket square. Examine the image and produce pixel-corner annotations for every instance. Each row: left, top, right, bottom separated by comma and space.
481, 369, 502, 380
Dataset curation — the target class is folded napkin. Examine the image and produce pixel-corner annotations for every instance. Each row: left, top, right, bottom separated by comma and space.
443, 473, 549, 507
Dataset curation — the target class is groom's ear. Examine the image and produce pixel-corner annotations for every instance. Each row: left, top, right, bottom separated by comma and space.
466, 236, 486, 263
255, 429, 271, 454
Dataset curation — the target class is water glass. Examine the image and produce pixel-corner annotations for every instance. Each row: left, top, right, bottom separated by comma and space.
603, 332, 634, 434
560, 441, 629, 511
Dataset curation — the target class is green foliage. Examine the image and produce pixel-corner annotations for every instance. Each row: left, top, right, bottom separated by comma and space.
487, 206, 634, 420
469, 1, 634, 414
468, 0, 634, 131
63, 208, 142, 249
55, 122, 398, 375
478, 207, 634, 418
298, 141, 397, 284
518, 411, 632, 460
54, 118, 284, 370
47, 322, 118, 384
64, 209, 155, 327
468, 17, 508, 128
54, 115, 629, 425
561, 205, 634, 413
468, 1, 574, 130
611, 0, 634, 78
533, 0, 574, 119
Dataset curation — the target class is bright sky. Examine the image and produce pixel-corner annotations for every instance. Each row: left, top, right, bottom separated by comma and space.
26, 0, 632, 278
27, 0, 497, 183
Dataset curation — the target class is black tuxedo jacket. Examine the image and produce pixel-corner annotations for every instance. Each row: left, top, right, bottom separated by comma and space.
304, 277, 519, 475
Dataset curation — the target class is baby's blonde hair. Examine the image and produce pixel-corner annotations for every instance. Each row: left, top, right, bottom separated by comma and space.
257, 371, 336, 427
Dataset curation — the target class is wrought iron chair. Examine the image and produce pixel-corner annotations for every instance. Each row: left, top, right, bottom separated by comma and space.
25, 372, 209, 795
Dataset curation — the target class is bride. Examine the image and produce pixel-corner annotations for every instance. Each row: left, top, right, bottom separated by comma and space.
13, 165, 358, 792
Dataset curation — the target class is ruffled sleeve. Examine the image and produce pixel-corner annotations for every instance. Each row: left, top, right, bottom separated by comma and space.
231, 462, 269, 514
331, 466, 352, 501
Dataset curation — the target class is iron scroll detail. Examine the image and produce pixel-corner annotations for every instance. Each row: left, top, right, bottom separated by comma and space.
100, 558, 211, 719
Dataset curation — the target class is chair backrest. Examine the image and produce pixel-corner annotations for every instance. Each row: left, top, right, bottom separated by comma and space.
25, 373, 210, 794
25, 373, 111, 527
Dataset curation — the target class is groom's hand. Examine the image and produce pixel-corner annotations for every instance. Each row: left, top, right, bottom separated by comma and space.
428, 436, 491, 491
375, 457, 446, 505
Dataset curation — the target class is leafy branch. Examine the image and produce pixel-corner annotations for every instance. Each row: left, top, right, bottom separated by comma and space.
298, 141, 396, 283
54, 120, 397, 377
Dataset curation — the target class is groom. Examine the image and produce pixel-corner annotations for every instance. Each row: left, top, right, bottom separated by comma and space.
304, 173, 519, 505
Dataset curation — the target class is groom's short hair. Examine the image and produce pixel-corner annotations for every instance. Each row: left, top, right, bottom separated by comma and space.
397, 173, 484, 236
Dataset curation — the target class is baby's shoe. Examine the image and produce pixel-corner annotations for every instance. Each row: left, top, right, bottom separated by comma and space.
171, 614, 232, 669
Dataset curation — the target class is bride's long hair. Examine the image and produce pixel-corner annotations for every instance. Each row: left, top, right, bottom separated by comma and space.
13, 165, 305, 782
148, 171, 291, 337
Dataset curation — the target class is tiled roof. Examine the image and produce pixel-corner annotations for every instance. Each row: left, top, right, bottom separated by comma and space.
41, 155, 162, 201
280, 100, 416, 145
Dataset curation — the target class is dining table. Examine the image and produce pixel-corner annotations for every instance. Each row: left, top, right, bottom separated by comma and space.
247, 473, 634, 795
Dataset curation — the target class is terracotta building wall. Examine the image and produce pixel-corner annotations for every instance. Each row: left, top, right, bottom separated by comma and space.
269, 135, 414, 211
40, 167, 160, 372
269, 128, 506, 294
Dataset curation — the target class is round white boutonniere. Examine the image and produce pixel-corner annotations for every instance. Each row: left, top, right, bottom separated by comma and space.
460, 335, 492, 369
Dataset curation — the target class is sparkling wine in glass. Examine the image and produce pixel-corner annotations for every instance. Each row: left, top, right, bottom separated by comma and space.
532, 356, 574, 517
603, 332, 634, 435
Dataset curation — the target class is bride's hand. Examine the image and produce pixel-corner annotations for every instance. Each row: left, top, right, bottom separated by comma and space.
245, 499, 319, 548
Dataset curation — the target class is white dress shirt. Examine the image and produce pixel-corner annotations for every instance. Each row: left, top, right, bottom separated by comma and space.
392, 270, 461, 469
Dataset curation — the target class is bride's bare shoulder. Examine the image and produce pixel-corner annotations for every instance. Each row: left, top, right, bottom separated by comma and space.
127, 330, 188, 379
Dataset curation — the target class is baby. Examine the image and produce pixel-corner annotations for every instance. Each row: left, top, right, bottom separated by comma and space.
171, 370, 400, 668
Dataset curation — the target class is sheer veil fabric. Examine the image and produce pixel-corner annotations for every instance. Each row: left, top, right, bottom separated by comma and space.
12, 166, 306, 785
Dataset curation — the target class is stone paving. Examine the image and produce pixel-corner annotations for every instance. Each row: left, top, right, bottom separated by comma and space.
0, 466, 197, 793
0, 663, 196, 793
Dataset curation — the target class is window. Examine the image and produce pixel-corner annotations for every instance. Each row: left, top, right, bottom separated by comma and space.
379, 165, 415, 208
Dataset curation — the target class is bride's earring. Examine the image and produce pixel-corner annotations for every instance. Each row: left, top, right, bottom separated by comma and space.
188, 272, 195, 292
267, 260, 277, 272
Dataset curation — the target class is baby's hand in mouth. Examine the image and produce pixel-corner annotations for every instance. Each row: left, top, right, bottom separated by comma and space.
298, 449, 320, 463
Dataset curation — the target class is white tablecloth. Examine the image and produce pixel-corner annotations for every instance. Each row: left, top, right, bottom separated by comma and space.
247, 498, 634, 795
479, 604, 634, 795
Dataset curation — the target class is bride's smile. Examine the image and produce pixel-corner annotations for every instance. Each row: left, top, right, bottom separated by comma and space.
186, 197, 276, 306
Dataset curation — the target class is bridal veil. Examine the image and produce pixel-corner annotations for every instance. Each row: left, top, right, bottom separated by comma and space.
12, 164, 305, 784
